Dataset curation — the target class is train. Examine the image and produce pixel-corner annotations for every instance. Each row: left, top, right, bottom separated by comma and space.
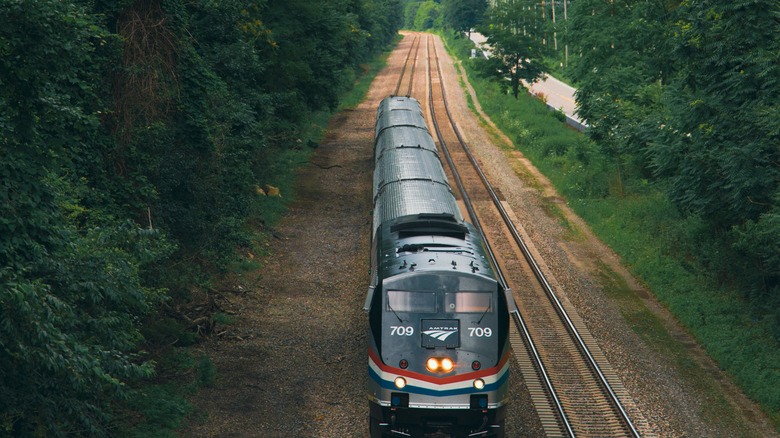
364, 96, 511, 437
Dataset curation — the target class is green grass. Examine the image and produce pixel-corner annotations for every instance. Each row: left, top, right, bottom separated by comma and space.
594, 260, 742, 430
441, 30, 780, 431
213, 312, 235, 327
541, 201, 584, 242
577, 194, 780, 429
124, 384, 191, 438
122, 353, 215, 437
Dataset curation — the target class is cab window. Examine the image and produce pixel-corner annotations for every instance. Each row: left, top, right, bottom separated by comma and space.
387, 290, 436, 313
444, 292, 491, 313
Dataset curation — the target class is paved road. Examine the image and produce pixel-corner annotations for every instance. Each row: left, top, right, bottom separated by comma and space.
468, 32, 585, 128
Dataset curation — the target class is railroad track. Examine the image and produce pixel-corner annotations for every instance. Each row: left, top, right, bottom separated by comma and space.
402, 33, 644, 437
393, 33, 421, 97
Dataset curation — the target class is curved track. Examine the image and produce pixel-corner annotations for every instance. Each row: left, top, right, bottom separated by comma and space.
392, 34, 643, 438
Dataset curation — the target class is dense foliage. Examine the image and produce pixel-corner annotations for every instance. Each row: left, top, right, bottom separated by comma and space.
568, 0, 780, 313
448, 5, 780, 420
0, 0, 400, 435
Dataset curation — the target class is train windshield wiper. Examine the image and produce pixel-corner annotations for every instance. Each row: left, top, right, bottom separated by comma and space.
477, 302, 491, 324
387, 301, 403, 323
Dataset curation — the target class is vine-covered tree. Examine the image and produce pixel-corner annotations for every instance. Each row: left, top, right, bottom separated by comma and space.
0, 1, 168, 434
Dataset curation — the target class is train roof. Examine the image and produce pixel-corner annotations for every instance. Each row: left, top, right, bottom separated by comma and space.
373, 96, 461, 236
375, 124, 438, 158
372, 179, 463, 237
376, 95, 423, 116
374, 147, 445, 197
375, 214, 495, 281
375, 96, 427, 138
367, 97, 500, 308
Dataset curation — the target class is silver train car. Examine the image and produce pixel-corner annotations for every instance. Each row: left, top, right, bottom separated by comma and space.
365, 96, 510, 437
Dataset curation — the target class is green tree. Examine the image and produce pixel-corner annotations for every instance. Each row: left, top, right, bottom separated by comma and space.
649, 0, 780, 228
568, 0, 679, 195
360, 0, 404, 53
403, 0, 422, 28
0, 0, 402, 434
443, 0, 487, 37
651, 0, 780, 300
476, 1, 544, 98
564, 0, 780, 313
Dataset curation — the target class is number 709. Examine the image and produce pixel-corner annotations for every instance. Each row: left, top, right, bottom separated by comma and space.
390, 326, 414, 336
468, 327, 492, 337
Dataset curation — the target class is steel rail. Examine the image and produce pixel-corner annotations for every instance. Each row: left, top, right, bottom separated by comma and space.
393, 34, 420, 97
404, 33, 421, 97
428, 35, 641, 438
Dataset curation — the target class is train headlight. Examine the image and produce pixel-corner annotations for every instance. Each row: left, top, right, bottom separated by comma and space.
426, 357, 455, 373
473, 379, 485, 390
394, 377, 407, 389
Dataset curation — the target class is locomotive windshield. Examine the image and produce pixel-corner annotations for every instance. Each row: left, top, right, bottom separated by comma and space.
387, 290, 436, 313
386, 290, 493, 314
444, 292, 492, 313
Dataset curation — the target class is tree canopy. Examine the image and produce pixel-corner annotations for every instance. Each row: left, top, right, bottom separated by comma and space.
470, 0, 780, 417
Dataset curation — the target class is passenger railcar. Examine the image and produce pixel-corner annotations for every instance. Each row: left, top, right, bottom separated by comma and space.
365, 96, 511, 437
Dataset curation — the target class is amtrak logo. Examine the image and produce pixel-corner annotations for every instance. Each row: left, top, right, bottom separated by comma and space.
423, 329, 458, 341
421, 320, 460, 348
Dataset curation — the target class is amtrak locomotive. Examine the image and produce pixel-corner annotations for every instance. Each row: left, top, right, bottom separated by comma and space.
365, 96, 511, 437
